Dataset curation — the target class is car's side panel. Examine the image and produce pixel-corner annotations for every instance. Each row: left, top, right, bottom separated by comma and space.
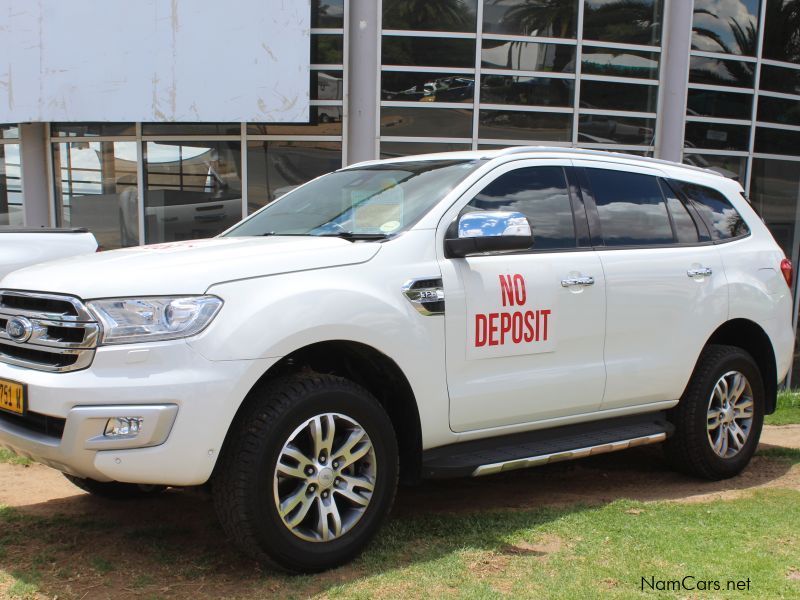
191, 230, 455, 450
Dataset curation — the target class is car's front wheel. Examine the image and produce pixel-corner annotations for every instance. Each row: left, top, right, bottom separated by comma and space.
213, 373, 398, 572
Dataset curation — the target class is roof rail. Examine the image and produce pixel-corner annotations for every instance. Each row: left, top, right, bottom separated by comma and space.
491, 146, 723, 178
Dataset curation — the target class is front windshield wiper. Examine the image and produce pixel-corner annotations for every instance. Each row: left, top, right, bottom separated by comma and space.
318, 232, 389, 241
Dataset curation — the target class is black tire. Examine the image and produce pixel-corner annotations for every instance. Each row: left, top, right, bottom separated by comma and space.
213, 373, 399, 572
665, 344, 765, 480
63, 474, 166, 499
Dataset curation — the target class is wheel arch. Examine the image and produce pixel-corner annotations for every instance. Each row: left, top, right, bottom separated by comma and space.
704, 319, 778, 414
216, 340, 423, 484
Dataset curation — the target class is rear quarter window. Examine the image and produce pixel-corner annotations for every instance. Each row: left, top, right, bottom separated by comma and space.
671, 180, 750, 241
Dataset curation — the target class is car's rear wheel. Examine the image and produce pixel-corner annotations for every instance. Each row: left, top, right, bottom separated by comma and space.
63, 474, 166, 499
213, 373, 398, 572
665, 344, 764, 480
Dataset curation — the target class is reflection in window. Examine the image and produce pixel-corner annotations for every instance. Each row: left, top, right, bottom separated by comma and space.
246, 141, 342, 213
1, 125, 19, 140
311, 34, 344, 64
763, 0, 800, 63
482, 0, 578, 38
686, 89, 752, 120
312, 0, 344, 28
380, 142, 472, 159
141, 123, 241, 136
750, 158, 799, 258
581, 47, 659, 79
691, 0, 760, 56
683, 154, 747, 181
689, 56, 754, 88
383, 0, 478, 32
578, 115, 655, 145
672, 180, 749, 240
481, 75, 573, 107
143, 141, 242, 244
759, 64, 800, 95
586, 169, 673, 246
583, 0, 662, 46
311, 71, 344, 101
481, 40, 575, 72
479, 110, 572, 141
754, 127, 800, 157
465, 166, 576, 250
53, 142, 138, 249
248, 106, 343, 136
661, 181, 700, 243
757, 96, 800, 127
382, 36, 476, 68
579, 80, 658, 113
0, 144, 23, 227
381, 107, 474, 138
382, 73, 475, 103
684, 122, 750, 151
52, 123, 135, 137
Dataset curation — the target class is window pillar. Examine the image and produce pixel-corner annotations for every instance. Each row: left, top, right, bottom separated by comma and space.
19, 123, 51, 227
346, 0, 380, 164
655, 0, 694, 162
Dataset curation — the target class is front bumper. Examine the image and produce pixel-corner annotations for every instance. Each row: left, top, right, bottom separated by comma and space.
0, 340, 275, 485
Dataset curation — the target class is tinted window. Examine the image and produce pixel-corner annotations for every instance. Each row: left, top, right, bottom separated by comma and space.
659, 180, 701, 243
671, 181, 750, 240
586, 169, 673, 246
464, 166, 576, 250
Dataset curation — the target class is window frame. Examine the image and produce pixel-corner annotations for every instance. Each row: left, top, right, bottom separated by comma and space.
444, 160, 591, 256
578, 165, 714, 250
667, 178, 752, 244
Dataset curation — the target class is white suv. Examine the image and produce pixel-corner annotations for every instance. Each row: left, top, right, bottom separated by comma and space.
0, 148, 793, 571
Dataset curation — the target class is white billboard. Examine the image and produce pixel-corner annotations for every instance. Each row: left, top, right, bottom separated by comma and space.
0, 0, 310, 123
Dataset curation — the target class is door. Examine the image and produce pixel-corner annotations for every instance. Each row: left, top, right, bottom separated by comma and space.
573, 161, 728, 410
439, 160, 607, 433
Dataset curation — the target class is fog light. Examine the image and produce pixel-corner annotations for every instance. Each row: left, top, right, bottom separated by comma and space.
104, 417, 143, 437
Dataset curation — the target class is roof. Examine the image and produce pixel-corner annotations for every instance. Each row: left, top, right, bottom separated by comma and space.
349, 146, 726, 180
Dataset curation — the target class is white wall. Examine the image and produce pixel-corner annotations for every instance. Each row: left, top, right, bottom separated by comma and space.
0, 0, 310, 123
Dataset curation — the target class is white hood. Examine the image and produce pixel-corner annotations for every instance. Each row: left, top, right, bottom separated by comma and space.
0, 236, 381, 299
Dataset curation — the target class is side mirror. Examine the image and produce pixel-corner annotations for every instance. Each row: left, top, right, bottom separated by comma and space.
445, 211, 533, 258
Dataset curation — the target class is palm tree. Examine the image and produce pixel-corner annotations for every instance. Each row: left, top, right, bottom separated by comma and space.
497, 0, 577, 38
692, 13, 757, 87
762, 0, 800, 63
383, 0, 473, 31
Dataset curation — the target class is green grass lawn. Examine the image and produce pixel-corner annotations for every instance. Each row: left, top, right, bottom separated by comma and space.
0, 484, 799, 599
766, 391, 800, 426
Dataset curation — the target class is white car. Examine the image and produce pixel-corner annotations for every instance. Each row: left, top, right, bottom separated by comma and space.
0, 227, 98, 280
0, 148, 793, 571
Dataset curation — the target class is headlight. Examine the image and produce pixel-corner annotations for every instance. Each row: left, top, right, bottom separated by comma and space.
88, 296, 223, 345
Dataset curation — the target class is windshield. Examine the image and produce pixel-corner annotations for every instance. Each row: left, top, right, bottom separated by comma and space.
225, 159, 485, 239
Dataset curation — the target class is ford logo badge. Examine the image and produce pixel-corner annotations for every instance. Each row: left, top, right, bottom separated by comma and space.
6, 316, 33, 343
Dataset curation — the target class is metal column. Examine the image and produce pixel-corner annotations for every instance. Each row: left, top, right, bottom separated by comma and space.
655, 0, 694, 162
346, 0, 380, 165
19, 123, 51, 227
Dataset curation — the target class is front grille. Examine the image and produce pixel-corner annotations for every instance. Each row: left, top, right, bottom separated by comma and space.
0, 290, 99, 373
0, 409, 66, 439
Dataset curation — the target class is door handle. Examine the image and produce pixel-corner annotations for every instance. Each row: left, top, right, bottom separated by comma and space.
687, 267, 713, 278
561, 275, 595, 287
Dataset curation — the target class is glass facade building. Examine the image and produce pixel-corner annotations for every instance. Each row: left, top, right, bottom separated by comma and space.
4, 0, 800, 381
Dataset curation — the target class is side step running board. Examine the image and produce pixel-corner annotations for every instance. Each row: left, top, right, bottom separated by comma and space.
472, 432, 666, 476
422, 413, 673, 479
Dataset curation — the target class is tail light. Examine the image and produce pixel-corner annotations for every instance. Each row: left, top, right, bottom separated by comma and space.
780, 258, 793, 288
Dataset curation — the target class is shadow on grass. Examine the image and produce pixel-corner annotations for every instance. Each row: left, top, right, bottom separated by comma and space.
0, 443, 797, 599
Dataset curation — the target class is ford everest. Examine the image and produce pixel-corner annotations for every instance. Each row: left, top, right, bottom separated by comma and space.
0, 147, 793, 571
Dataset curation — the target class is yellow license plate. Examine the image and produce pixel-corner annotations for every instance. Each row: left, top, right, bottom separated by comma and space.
0, 378, 26, 416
